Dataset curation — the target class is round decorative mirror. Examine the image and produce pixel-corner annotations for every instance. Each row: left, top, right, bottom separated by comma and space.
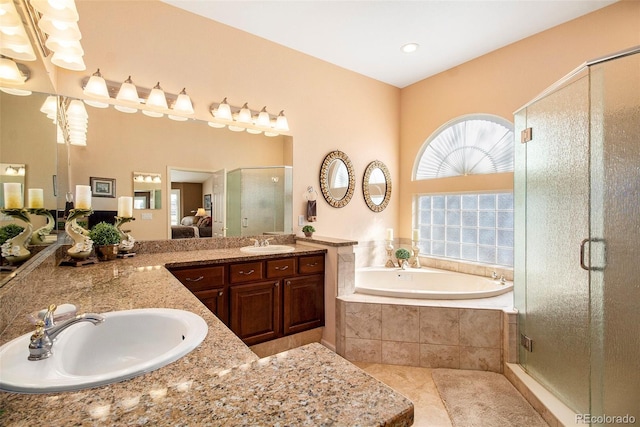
363, 160, 391, 212
320, 150, 355, 208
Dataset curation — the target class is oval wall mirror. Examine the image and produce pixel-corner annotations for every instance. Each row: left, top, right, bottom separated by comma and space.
319, 150, 355, 208
363, 160, 391, 212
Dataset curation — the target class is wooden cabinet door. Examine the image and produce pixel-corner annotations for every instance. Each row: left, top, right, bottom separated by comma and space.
194, 288, 228, 326
170, 265, 225, 292
298, 255, 325, 275
283, 274, 325, 335
230, 280, 281, 345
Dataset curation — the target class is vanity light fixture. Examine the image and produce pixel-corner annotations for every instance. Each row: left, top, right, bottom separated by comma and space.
40, 95, 57, 122
143, 82, 168, 117
236, 103, 252, 124
82, 68, 110, 108
213, 97, 233, 120
0, 0, 37, 61
0, 56, 27, 85
114, 76, 140, 113
31, 0, 86, 71
168, 88, 194, 121
66, 99, 88, 146
275, 110, 289, 132
208, 101, 289, 135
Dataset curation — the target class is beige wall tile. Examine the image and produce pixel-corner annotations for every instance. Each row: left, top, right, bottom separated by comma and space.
460, 309, 502, 348
382, 304, 420, 342
345, 338, 382, 363
345, 302, 381, 339
420, 344, 460, 369
382, 341, 420, 366
460, 346, 502, 372
420, 307, 460, 345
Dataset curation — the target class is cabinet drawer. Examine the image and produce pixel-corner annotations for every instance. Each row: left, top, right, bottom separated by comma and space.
229, 261, 264, 283
267, 258, 296, 278
170, 266, 225, 292
298, 255, 324, 274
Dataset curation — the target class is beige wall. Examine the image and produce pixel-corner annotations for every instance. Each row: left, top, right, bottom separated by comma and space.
55, 0, 400, 244
21, 1, 638, 246
399, 1, 640, 236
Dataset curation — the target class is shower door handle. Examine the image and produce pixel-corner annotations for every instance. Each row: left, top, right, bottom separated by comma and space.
580, 238, 606, 271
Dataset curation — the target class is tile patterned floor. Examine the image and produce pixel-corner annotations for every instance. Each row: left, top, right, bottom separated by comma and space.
354, 362, 453, 426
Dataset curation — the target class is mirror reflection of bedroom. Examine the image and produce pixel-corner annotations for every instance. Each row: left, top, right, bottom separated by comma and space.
170, 169, 220, 239
170, 166, 293, 239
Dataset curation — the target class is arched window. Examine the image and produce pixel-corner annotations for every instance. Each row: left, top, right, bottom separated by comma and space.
413, 115, 514, 267
414, 115, 514, 180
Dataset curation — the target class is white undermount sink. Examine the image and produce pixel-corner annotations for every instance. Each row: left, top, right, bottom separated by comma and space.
239, 244, 295, 254
0, 308, 208, 394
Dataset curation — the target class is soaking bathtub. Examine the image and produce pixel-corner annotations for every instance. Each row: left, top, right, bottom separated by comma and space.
355, 266, 513, 300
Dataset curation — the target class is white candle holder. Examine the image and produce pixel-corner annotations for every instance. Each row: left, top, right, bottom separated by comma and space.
385, 239, 396, 268
115, 216, 136, 256
410, 240, 421, 268
28, 208, 56, 245
65, 208, 94, 260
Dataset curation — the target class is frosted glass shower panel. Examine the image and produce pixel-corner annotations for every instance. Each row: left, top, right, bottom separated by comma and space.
517, 71, 591, 413
589, 53, 640, 420
226, 167, 292, 237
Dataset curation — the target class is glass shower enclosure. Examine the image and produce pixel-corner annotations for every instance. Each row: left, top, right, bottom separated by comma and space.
514, 47, 639, 422
226, 166, 293, 237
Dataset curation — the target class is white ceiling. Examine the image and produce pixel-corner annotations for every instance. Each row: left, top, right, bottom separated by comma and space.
162, 0, 616, 88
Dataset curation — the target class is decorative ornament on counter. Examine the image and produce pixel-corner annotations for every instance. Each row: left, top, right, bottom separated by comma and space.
63, 208, 94, 263
0, 209, 32, 265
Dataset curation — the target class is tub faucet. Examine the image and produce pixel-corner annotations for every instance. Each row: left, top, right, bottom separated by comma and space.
28, 305, 105, 361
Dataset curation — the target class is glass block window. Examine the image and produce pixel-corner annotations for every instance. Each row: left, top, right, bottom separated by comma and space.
414, 192, 514, 267
414, 115, 514, 180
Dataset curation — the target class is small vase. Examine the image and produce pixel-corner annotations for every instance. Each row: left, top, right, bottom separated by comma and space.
95, 244, 119, 261
304, 232, 313, 238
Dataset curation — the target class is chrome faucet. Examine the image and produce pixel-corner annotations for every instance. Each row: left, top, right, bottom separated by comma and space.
28, 305, 105, 361
492, 271, 507, 285
250, 237, 274, 247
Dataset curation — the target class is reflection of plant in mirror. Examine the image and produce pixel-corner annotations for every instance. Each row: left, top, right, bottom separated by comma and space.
395, 248, 411, 260
0, 224, 25, 245
89, 222, 121, 246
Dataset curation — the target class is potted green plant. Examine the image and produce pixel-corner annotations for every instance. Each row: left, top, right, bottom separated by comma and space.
302, 225, 315, 238
89, 222, 121, 261
395, 248, 411, 268
0, 224, 26, 265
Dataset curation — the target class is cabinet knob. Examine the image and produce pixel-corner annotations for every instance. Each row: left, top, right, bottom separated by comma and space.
286, 280, 291, 286
185, 276, 205, 282
274, 282, 279, 288
239, 269, 255, 276
218, 291, 223, 297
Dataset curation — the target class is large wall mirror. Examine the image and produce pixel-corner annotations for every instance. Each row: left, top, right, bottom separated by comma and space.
319, 150, 355, 208
363, 160, 391, 212
1, 91, 293, 244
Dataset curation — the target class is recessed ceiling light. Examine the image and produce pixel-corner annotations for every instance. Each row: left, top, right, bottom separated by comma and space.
401, 43, 419, 54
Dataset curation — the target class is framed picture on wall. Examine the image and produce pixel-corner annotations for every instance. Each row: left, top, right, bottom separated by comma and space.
204, 194, 212, 212
90, 177, 116, 198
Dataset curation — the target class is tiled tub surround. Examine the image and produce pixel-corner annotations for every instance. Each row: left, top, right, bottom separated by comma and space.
0, 244, 413, 425
336, 292, 515, 373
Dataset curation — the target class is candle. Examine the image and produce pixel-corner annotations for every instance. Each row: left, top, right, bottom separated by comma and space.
118, 196, 133, 217
3, 183, 22, 209
75, 185, 92, 209
28, 188, 44, 209
412, 229, 420, 242
385, 228, 393, 241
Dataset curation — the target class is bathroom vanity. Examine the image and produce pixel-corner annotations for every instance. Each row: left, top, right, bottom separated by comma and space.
169, 253, 325, 345
0, 241, 413, 426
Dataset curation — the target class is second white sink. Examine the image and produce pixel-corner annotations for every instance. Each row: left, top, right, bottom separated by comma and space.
0, 308, 208, 394
240, 244, 295, 254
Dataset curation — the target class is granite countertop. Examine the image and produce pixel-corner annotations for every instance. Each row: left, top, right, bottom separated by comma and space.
0, 244, 413, 426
